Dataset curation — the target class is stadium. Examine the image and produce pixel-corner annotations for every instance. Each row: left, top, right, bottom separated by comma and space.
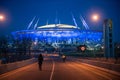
11, 17, 103, 52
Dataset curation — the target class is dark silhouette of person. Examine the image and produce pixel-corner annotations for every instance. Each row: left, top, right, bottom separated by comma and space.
62, 55, 66, 62
38, 54, 43, 71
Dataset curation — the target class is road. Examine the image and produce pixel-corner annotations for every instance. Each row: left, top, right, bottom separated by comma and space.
0, 56, 120, 80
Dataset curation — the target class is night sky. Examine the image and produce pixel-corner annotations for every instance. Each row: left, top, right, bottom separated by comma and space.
0, 0, 120, 42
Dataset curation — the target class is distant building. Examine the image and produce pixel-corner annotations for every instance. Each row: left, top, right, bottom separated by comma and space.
12, 24, 102, 49
12, 16, 103, 50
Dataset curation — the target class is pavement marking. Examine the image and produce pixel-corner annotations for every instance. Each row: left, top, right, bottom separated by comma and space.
0, 63, 36, 80
50, 59, 55, 80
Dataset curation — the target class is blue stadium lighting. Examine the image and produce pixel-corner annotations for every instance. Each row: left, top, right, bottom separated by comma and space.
11, 15, 103, 50
12, 24, 103, 46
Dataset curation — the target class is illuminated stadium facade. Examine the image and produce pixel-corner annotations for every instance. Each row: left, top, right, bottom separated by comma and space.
12, 24, 102, 49
12, 16, 103, 50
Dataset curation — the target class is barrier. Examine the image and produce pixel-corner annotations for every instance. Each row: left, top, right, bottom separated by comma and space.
79, 59, 120, 73
0, 58, 37, 74
0, 60, 1, 65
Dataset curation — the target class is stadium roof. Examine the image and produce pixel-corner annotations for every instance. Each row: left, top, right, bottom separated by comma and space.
37, 24, 78, 29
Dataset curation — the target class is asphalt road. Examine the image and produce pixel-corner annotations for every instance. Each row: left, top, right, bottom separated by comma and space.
0, 56, 120, 80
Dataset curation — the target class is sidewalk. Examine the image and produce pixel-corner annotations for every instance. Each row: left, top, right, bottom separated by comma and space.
78, 57, 120, 73
84, 57, 120, 64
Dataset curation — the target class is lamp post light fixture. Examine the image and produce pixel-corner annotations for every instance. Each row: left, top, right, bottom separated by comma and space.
0, 14, 5, 21
92, 14, 99, 22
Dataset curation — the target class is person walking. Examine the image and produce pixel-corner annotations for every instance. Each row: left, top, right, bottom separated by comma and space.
38, 54, 43, 71
62, 55, 66, 62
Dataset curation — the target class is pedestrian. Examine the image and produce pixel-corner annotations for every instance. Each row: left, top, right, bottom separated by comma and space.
62, 55, 66, 62
38, 54, 43, 71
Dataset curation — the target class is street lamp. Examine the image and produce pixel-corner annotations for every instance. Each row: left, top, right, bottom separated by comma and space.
91, 13, 100, 57
91, 14, 99, 22
0, 14, 5, 21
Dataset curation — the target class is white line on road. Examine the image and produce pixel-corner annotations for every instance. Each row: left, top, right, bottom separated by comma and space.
50, 58, 55, 80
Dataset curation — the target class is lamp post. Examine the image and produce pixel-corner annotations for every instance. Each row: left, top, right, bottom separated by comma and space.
91, 13, 100, 57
